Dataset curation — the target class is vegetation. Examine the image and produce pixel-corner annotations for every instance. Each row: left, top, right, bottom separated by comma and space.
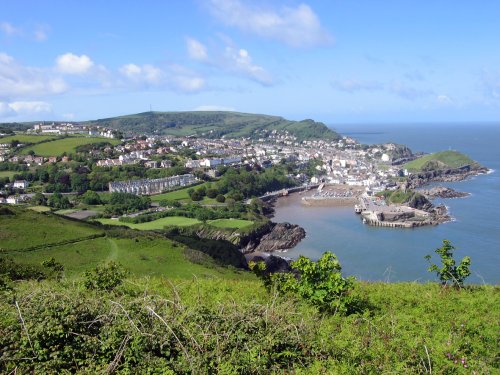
20, 136, 121, 157
208, 218, 254, 229
425, 240, 472, 288
252, 252, 357, 314
98, 216, 201, 229
0, 277, 497, 373
104, 192, 151, 216
0, 206, 103, 250
403, 150, 481, 171
0, 134, 57, 144
376, 189, 418, 204
0, 207, 498, 373
85, 111, 341, 141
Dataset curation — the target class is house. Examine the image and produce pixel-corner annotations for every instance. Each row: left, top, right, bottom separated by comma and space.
13, 180, 29, 189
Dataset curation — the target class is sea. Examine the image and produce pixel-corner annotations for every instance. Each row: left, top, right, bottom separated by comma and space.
272, 123, 500, 284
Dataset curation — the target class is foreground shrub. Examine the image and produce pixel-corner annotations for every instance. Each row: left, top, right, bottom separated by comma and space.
252, 252, 356, 314
84, 261, 128, 291
425, 239, 471, 288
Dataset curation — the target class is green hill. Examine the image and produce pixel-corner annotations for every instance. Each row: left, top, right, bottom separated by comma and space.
0, 206, 250, 279
403, 150, 482, 172
85, 111, 341, 141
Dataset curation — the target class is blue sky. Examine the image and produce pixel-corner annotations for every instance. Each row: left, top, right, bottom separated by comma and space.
1, 0, 500, 124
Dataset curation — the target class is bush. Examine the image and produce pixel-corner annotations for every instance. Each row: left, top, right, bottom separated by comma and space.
425, 239, 471, 288
215, 194, 226, 203
84, 262, 128, 291
252, 252, 356, 314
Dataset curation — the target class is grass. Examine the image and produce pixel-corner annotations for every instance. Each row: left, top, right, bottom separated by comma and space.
28, 205, 52, 212
20, 136, 121, 157
404, 150, 478, 171
1, 278, 498, 373
10, 236, 252, 279
97, 216, 201, 229
0, 206, 103, 250
209, 218, 254, 229
150, 182, 210, 202
0, 171, 16, 179
0, 134, 57, 144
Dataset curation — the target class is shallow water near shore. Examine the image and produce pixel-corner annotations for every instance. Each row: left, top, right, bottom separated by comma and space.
272, 123, 500, 283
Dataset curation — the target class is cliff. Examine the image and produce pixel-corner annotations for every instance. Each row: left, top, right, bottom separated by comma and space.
167, 221, 305, 254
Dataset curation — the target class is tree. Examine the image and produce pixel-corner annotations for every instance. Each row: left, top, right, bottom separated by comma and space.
251, 252, 355, 314
31, 192, 47, 206
215, 194, 226, 203
425, 240, 471, 288
81, 190, 101, 205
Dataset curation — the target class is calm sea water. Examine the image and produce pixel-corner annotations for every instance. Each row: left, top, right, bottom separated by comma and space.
273, 123, 500, 283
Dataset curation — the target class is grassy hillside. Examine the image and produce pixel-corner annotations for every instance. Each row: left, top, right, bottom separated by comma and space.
0, 134, 57, 144
0, 206, 251, 279
404, 150, 481, 171
97, 216, 202, 229
85, 111, 340, 141
20, 136, 121, 156
0, 206, 104, 251
1, 278, 497, 373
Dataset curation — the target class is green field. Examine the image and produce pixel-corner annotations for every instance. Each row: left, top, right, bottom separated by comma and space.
0, 207, 103, 250
10, 236, 250, 279
0, 171, 16, 179
97, 216, 201, 229
150, 182, 210, 202
209, 218, 254, 229
21, 136, 121, 156
404, 150, 478, 171
0, 134, 57, 144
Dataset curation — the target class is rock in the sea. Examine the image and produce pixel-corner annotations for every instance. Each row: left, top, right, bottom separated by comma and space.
250, 222, 306, 253
419, 186, 469, 199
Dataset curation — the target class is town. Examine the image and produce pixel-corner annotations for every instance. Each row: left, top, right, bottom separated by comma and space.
0, 120, 414, 208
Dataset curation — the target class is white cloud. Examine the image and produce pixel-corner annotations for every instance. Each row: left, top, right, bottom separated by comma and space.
9, 101, 51, 113
194, 105, 235, 111
224, 46, 274, 85
119, 63, 163, 84
207, 0, 332, 47
186, 37, 208, 61
0, 52, 67, 100
0, 102, 15, 117
0, 22, 19, 36
436, 95, 453, 104
34, 25, 49, 41
0, 100, 51, 118
119, 63, 205, 93
56, 53, 94, 74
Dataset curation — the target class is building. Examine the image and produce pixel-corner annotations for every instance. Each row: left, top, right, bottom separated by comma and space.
13, 180, 29, 189
109, 174, 197, 195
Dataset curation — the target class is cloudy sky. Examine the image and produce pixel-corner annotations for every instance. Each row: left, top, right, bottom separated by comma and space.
1, 0, 500, 124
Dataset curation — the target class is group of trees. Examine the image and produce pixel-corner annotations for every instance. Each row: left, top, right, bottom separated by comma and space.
104, 192, 151, 216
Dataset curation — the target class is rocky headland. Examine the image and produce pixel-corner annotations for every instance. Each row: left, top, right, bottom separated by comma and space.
407, 165, 489, 188
418, 186, 470, 199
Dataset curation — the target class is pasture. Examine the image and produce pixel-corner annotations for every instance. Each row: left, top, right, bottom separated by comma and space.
21, 136, 121, 156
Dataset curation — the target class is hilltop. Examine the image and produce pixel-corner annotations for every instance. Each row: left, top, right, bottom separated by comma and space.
84, 111, 341, 141
403, 150, 483, 172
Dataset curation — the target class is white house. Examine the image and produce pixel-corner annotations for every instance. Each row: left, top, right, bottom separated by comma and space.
13, 180, 29, 189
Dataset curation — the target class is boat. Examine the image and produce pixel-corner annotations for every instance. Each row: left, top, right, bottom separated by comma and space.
354, 204, 362, 214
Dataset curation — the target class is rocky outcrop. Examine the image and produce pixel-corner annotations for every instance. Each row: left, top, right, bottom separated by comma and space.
167, 221, 306, 254
244, 222, 306, 253
408, 165, 488, 188
419, 186, 469, 199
